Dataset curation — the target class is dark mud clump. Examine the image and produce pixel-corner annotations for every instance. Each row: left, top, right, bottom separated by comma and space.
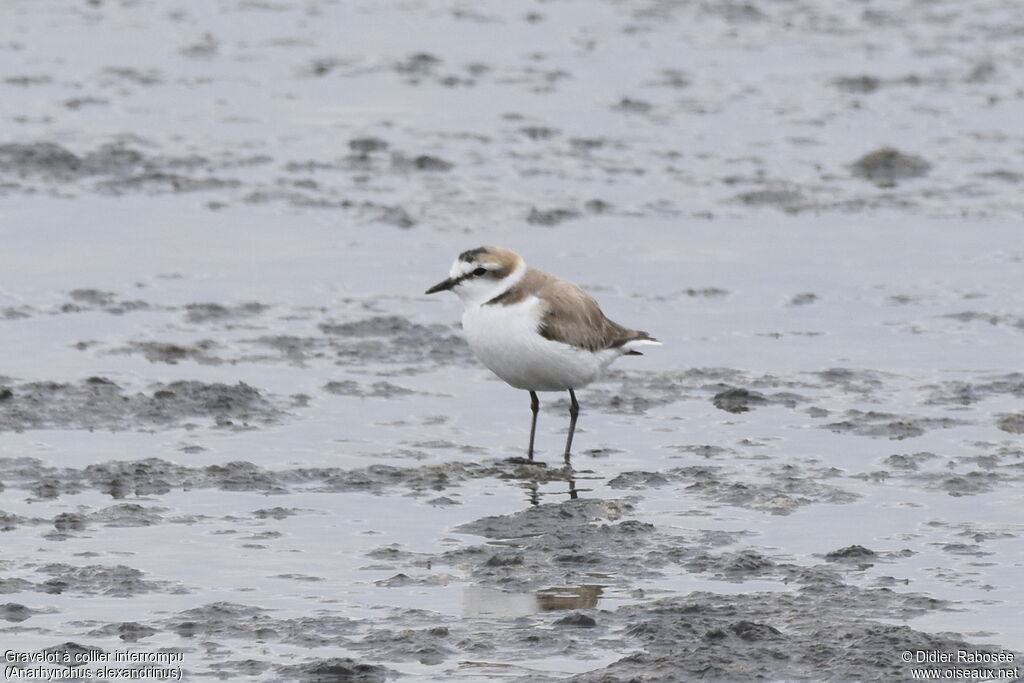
39, 642, 107, 663
0, 457, 573, 501
87, 621, 159, 642
68, 288, 116, 306
711, 387, 768, 413
669, 464, 858, 514
54, 288, 153, 316
363, 499, 1008, 678
437, 494, 840, 587
825, 544, 877, 561
996, 412, 1024, 434
923, 374, 1024, 406
440, 499, 661, 591
849, 147, 931, 185
323, 380, 420, 398
606, 471, 671, 489
576, 368, 813, 419
87, 503, 167, 527
167, 601, 357, 646
0, 603, 37, 623
375, 204, 416, 228
611, 97, 653, 113
554, 612, 597, 628
789, 292, 819, 306
0, 142, 97, 179
347, 621, 459, 664
97, 173, 240, 195
824, 410, 959, 439
315, 315, 472, 366
732, 188, 804, 211
570, 593, 1014, 683
184, 302, 269, 324
141, 379, 282, 428
833, 74, 883, 93
0, 141, 237, 195
860, 441, 1024, 497
349, 137, 389, 154
520, 125, 561, 140
394, 51, 442, 78
277, 658, 389, 683
156, 602, 446, 674
0, 377, 284, 432
883, 452, 939, 470
253, 507, 302, 520
455, 498, 630, 540
114, 340, 221, 365
814, 367, 885, 394
709, 385, 805, 414
34, 564, 175, 597
390, 152, 453, 172
527, 207, 581, 226
941, 311, 1024, 329
684, 549, 779, 581
3, 306, 33, 319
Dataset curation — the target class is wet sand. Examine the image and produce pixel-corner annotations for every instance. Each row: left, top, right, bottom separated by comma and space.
2, 0, 1023, 681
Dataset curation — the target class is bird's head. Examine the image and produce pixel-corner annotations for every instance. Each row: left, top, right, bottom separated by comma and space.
425, 246, 525, 306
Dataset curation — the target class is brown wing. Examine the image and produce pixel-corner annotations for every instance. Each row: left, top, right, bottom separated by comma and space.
537, 278, 653, 352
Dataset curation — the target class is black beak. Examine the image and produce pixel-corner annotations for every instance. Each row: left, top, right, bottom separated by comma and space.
425, 277, 456, 294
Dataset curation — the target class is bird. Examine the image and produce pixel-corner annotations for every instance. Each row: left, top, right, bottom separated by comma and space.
425, 246, 659, 464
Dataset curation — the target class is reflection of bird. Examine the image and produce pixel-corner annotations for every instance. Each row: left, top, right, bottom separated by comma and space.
536, 584, 603, 611
426, 246, 659, 463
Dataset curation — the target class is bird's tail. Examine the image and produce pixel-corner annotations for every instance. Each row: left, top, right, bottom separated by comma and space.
621, 332, 661, 356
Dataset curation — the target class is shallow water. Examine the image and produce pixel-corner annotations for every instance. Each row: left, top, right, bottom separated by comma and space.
2, 1, 1023, 681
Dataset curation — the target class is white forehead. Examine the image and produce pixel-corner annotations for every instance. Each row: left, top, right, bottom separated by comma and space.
448, 258, 499, 279
448, 259, 474, 278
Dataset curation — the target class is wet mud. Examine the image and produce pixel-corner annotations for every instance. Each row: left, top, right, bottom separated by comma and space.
568, 594, 1006, 683
3, 310, 1022, 681
3, 0, 1024, 680
0, 378, 284, 432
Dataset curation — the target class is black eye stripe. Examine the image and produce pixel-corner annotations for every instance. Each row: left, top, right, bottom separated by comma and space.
449, 267, 483, 287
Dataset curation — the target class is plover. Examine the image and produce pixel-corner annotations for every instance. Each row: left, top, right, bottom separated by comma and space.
425, 246, 659, 463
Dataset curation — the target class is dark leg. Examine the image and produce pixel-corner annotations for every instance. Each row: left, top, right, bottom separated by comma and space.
563, 389, 579, 464
527, 391, 539, 461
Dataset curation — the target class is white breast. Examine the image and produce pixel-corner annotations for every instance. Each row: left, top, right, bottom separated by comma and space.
462, 297, 619, 391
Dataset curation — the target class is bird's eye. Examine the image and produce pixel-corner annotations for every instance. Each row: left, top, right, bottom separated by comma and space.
472, 267, 488, 277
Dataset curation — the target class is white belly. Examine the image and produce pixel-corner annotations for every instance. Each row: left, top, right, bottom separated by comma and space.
462, 298, 618, 391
